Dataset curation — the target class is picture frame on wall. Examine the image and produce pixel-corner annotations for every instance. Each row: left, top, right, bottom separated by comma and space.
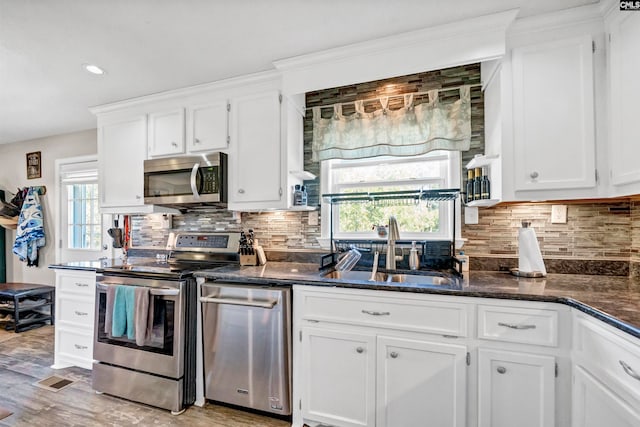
26, 151, 41, 179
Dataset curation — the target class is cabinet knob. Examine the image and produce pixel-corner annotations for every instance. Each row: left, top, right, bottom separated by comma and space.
530, 171, 539, 179
171, 141, 178, 148
497, 366, 507, 374
238, 189, 245, 194
356, 347, 364, 354
390, 351, 399, 359
194, 138, 201, 144
136, 195, 142, 199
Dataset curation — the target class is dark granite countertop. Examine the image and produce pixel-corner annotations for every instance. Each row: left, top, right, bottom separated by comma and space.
195, 262, 640, 339
49, 259, 640, 339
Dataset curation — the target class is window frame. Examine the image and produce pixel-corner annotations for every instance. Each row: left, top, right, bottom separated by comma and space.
320, 151, 461, 244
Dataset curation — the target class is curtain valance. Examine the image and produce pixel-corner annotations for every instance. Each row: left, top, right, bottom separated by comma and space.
312, 86, 471, 162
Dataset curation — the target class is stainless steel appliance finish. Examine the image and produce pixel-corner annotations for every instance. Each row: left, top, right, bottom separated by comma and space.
92, 273, 196, 414
93, 231, 241, 414
143, 152, 227, 206
201, 282, 292, 415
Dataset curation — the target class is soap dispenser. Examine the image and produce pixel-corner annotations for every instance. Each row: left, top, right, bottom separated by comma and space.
409, 241, 419, 270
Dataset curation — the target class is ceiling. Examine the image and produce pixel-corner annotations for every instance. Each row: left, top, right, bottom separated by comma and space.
0, 0, 598, 145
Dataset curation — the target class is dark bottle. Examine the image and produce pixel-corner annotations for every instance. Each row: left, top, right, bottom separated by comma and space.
481, 167, 491, 199
465, 169, 474, 204
473, 167, 482, 201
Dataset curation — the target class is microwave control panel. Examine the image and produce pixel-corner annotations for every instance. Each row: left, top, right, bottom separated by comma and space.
201, 167, 219, 194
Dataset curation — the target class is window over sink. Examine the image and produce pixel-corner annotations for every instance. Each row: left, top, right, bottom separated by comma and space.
321, 150, 459, 241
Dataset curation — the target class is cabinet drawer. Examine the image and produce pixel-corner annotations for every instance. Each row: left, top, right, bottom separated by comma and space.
574, 316, 640, 402
58, 297, 94, 328
300, 291, 469, 337
477, 304, 558, 347
57, 328, 93, 362
58, 273, 96, 296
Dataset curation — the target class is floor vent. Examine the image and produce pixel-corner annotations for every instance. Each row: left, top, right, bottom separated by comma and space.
34, 375, 75, 392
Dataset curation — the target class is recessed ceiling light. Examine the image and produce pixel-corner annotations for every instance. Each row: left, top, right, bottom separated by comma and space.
83, 63, 106, 75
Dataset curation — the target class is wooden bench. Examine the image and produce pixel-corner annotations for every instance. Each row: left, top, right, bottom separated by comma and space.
0, 283, 55, 332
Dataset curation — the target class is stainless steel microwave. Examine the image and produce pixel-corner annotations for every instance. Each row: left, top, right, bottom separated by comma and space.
143, 152, 227, 206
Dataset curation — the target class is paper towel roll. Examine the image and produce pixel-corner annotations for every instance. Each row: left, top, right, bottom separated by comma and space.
518, 223, 546, 276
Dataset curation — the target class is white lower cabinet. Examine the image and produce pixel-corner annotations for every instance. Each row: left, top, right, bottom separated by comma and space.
302, 327, 376, 427
295, 286, 470, 427
376, 336, 467, 427
572, 312, 640, 427
478, 349, 555, 427
52, 269, 96, 370
300, 327, 467, 427
572, 366, 640, 427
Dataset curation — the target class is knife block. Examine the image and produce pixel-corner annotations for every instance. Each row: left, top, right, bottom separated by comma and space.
240, 254, 258, 266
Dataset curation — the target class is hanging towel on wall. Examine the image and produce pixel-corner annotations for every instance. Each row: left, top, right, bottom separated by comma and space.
12, 187, 46, 267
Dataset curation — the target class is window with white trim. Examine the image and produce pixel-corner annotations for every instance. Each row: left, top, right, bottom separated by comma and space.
60, 162, 101, 250
322, 151, 458, 240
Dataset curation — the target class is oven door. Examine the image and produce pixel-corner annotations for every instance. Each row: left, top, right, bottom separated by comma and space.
94, 275, 185, 379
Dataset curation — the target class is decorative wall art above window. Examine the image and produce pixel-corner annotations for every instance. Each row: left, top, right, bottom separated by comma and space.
311, 85, 473, 162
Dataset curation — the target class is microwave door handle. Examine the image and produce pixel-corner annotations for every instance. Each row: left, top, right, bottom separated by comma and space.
190, 163, 200, 199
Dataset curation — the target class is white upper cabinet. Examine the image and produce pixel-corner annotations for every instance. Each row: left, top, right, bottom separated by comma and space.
98, 115, 147, 209
228, 91, 283, 208
148, 108, 185, 157
186, 101, 229, 153
511, 35, 595, 193
227, 90, 306, 211
607, 10, 640, 196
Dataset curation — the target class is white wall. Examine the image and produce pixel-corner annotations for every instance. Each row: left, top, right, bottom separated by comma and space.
0, 129, 97, 285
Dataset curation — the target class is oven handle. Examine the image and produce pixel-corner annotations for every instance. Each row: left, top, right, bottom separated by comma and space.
96, 283, 179, 297
200, 295, 277, 309
190, 163, 200, 199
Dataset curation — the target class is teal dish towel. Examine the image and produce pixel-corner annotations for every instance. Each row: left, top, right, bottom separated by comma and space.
111, 285, 136, 340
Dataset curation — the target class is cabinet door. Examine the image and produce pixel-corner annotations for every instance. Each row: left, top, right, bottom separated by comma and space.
228, 91, 282, 207
99, 115, 147, 208
512, 35, 595, 192
186, 101, 229, 153
478, 349, 555, 427
573, 366, 640, 427
301, 327, 376, 427
608, 12, 640, 194
376, 336, 467, 427
148, 108, 185, 157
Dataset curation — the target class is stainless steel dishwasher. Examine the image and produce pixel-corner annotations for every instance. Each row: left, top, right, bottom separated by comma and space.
200, 282, 291, 415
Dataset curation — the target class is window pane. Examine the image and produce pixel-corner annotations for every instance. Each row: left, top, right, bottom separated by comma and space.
66, 182, 100, 250
337, 184, 440, 234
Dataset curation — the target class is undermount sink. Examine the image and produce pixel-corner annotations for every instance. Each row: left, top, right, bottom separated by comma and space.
323, 270, 456, 287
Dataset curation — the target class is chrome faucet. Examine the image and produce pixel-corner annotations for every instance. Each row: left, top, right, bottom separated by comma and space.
386, 216, 400, 270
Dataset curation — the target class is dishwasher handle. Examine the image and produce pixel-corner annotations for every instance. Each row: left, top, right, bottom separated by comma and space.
200, 295, 278, 309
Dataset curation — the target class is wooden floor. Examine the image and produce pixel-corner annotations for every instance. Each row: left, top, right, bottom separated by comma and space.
0, 326, 291, 426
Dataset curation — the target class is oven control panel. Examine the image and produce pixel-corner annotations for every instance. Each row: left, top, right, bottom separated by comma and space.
172, 232, 241, 253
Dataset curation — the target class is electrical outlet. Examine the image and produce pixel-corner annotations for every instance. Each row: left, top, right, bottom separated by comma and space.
464, 206, 479, 225
551, 205, 567, 224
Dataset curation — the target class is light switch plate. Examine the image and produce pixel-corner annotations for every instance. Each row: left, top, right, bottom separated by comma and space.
551, 205, 567, 224
464, 206, 479, 225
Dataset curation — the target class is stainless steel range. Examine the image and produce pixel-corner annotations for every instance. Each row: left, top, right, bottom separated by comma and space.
92, 231, 240, 415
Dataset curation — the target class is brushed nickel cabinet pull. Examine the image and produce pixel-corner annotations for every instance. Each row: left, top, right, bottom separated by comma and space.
390, 351, 399, 359
74, 311, 88, 316
75, 282, 88, 287
362, 310, 390, 316
356, 347, 364, 354
497, 366, 507, 374
619, 360, 640, 381
498, 322, 536, 330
